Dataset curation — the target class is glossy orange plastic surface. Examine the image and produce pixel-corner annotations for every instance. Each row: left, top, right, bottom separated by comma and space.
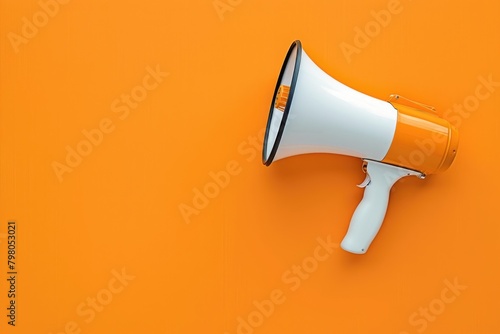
382, 103, 459, 175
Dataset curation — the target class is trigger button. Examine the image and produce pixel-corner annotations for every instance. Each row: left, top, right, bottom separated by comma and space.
357, 174, 371, 188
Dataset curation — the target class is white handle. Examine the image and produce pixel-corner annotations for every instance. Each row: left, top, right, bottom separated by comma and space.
340, 160, 423, 254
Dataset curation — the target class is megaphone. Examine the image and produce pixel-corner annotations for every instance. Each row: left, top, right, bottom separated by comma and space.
262, 40, 459, 254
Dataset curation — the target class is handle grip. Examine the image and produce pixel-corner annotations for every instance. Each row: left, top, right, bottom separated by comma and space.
340, 160, 423, 254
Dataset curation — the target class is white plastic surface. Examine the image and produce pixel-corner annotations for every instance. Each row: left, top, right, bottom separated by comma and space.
340, 160, 423, 254
270, 47, 398, 162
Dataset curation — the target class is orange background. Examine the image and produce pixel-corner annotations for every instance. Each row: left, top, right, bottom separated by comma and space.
1, 0, 499, 333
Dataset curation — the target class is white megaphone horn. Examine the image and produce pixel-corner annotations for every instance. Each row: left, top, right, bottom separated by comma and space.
262, 40, 459, 254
